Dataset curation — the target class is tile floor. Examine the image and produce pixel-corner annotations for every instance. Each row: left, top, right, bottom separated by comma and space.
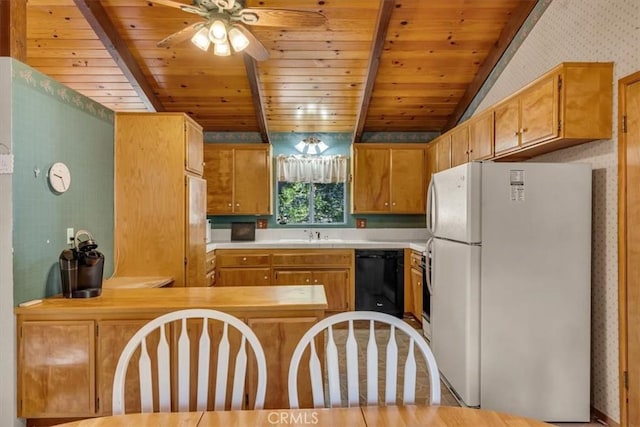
328, 316, 607, 426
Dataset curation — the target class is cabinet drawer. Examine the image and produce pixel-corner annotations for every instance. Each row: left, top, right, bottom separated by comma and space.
272, 251, 352, 267
217, 254, 270, 267
218, 268, 271, 286
206, 270, 216, 287
206, 251, 216, 273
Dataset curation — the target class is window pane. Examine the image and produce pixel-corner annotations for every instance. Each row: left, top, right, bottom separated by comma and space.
313, 183, 345, 223
277, 182, 310, 224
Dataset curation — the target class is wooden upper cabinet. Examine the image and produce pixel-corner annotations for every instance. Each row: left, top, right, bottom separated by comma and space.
468, 110, 494, 160
352, 144, 426, 214
435, 135, 451, 172
493, 62, 613, 159
450, 125, 470, 167
185, 118, 204, 175
494, 96, 521, 155
352, 146, 390, 213
203, 144, 272, 215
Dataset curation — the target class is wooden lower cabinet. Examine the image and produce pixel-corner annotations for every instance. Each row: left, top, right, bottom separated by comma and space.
96, 319, 153, 416
247, 317, 320, 409
410, 266, 423, 321
15, 287, 326, 423
18, 321, 96, 418
273, 269, 349, 311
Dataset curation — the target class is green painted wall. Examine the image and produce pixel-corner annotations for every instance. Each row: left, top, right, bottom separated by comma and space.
11, 60, 114, 304
205, 132, 427, 229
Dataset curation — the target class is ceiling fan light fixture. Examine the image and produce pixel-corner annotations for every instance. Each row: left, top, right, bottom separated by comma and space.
213, 39, 231, 56
191, 27, 211, 51
228, 27, 250, 52
209, 20, 228, 44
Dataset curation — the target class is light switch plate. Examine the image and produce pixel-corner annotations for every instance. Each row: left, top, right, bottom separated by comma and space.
0, 154, 14, 174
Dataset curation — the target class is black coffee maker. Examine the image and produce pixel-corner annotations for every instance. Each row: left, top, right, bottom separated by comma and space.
59, 230, 104, 298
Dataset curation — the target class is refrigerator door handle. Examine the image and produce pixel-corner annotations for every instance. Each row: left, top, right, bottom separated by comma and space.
426, 175, 435, 234
426, 237, 434, 295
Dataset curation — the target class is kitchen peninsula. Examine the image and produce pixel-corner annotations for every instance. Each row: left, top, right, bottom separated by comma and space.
15, 286, 327, 424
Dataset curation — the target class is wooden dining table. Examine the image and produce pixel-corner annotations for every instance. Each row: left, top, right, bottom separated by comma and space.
52, 405, 554, 427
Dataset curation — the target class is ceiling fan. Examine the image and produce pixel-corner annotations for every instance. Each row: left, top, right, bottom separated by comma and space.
148, 0, 326, 61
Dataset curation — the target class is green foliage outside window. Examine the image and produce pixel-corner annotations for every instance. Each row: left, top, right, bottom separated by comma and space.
277, 182, 345, 225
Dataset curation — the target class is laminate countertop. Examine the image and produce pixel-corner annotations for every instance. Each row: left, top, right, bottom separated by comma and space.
207, 240, 427, 253
14, 285, 328, 316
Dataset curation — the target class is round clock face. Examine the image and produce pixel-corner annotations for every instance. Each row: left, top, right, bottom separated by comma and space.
48, 162, 71, 193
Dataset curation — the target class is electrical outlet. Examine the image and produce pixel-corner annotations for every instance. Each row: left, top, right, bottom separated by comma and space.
0, 154, 14, 174
66, 228, 74, 244
356, 218, 367, 228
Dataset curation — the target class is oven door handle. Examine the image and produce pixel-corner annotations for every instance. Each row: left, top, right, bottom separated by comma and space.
425, 237, 434, 295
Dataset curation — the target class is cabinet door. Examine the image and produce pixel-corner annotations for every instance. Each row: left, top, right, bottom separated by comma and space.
435, 135, 451, 172
450, 125, 470, 167
218, 268, 271, 286
185, 118, 204, 175
247, 317, 321, 409
186, 175, 206, 287
494, 97, 520, 155
312, 269, 349, 312
520, 74, 559, 147
273, 270, 312, 285
468, 110, 494, 160
390, 148, 425, 213
19, 321, 95, 418
234, 147, 271, 215
204, 146, 234, 214
97, 319, 153, 415
410, 267, 423, 321
352, 147, 390, 212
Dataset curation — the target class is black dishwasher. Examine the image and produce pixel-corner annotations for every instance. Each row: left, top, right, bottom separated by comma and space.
355, 249, 404, 318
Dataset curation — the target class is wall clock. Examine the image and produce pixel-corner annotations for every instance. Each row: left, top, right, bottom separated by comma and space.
48, 162, 71, 193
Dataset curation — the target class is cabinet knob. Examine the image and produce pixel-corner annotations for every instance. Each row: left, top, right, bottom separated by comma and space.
263, 276, 268, 280
228, 203, 232, 207
242, 257, 247, 261
202, 162, 205, 166
520, 127, 528, 133
305, 278, 310, 283
392, 202, 396, 206
236, 203, 240, 207
513, 131, 520, 136
314, 279, 318, 283
384, 202, 389, 206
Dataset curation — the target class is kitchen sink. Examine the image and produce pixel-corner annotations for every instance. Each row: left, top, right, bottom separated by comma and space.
277, 238, 344, 244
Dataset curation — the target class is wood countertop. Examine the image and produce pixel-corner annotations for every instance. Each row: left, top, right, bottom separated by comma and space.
102, 276, 174, 289
14, 285, 328, 316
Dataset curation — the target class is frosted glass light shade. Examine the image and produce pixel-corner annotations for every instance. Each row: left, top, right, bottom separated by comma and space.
214, 40, 231, 56
228, 27, 250, 52
191, 27, 211, 51
209, 20, 227, 44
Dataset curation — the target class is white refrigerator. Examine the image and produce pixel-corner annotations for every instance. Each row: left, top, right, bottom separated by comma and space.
427, 161, 591, 422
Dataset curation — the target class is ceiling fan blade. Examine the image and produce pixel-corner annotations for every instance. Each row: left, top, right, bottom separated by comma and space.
239, 8, 326, 27
157, 21, 206, 48
146, 0, 208, 16
232, 24, 269, 61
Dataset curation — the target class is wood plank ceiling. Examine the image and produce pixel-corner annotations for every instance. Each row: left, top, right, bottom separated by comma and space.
25, 0, 536, 141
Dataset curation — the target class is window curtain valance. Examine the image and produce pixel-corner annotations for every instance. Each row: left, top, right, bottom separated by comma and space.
277, 154, 348, 183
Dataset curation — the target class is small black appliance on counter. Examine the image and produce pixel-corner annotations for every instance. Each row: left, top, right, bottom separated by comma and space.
59, 230, 104, 298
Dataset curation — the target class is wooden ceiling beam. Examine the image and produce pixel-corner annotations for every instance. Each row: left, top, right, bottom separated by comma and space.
73, 0, 163, 112
243, 54, 269, 143
352, 0, 395, 143
442, 0, 538, 131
